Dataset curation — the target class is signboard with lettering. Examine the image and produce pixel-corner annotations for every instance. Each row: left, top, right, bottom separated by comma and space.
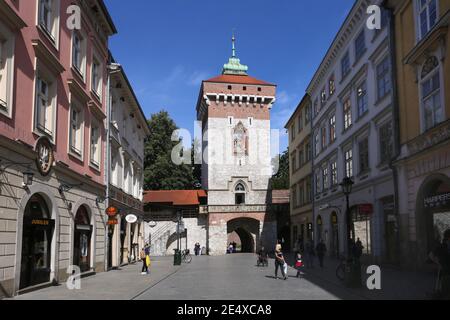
358, 204, 373, 215
424, 192, 450, 209
107, 219, 118, 225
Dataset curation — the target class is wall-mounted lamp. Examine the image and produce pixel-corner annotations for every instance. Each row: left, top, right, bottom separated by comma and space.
0, 160, 34, 188
96, 196, 106, 205
59, 183, 84, 194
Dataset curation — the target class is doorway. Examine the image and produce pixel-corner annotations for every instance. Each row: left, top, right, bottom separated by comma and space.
73, 206, 92, 273
20, 194, 55, 290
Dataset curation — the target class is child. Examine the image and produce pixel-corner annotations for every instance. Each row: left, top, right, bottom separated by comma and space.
295, 252, 303, 278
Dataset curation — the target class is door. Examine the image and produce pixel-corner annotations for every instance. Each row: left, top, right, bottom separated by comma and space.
20, 220, 54, 289
73, 226, 92, 273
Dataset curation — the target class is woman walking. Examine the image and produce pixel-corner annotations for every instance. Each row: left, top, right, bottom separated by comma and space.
274, 244, 287, 280
140, 248, 148, 275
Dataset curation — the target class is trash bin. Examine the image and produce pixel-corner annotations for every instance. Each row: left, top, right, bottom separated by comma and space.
173, 249, 181, 266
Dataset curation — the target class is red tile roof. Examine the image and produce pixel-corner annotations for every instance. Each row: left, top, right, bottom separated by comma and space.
204, 74, 274, 86
143, 190, 207, 206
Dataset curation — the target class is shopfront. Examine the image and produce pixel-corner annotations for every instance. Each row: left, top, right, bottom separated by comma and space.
20, 194, 55, 290
73, 205, 92, 273
330, 212, 339, 257
351, 204, 373, 256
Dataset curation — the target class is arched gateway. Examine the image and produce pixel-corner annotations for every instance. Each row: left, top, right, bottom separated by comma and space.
196, 36, 279, 256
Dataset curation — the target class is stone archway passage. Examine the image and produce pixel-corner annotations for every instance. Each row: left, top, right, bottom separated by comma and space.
234, 228, 254, 253
227, 218, 260, 254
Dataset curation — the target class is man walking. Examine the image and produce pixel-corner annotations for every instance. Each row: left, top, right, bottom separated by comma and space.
316, 239, 327, 268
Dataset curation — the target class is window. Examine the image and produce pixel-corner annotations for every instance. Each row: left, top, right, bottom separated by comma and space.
359, 138, 369, 174
379, 121, 393, 165
72, 31, 86, 77
38, 0, 59, 44
306, 178, 312, 203
321, 87, 327, 107
420, 56, 443, 131
355, 30, 366, 61
299, 149, 304, 168
290, 125, 295, 142
111, 149, 118, 186
69, 104, 83, 156
235, 183, 246, 205
329, 75, 335, 96
345, 148, 353, 178
35, 72, 56, 137
298, 113, 303, 133
341, 52, 351, 79
357, 81, 368, 117
292, 184, 297, 207
305, 104, 311, 124
313, 98, 319, 117
331, 161, 338, 187
417, 0, 438, 40
321, 126, 327, 149
90, 122, 101, 167
322, 167, 329, 191
329, 115, 336, 143
377, 57, 391, 100
315, 172, 321, 194
0, 22, 14, 117
314, 132, 320, 156
305, 142, 311, 162
343, 98, 352, 130
299, 184, 304, 207
292, 153, 297, 172
91, 55, 102, 98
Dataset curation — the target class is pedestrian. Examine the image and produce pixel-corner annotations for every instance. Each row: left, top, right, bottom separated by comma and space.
429, 229, 450, 299
304, 239, 315, 269
316, 239, 327, 268
194, 243, 200, 256
140, 248, 148, 275
232, 242, 237, 253
274, 244, 287, 280
295, 252, 303, 278
354, 238, 364, 260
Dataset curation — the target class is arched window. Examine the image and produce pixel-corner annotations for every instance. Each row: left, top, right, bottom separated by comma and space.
420, 56, 443, 131
24, 194, 50, 219
235, 183, 246, 205
233, 122, 248, 156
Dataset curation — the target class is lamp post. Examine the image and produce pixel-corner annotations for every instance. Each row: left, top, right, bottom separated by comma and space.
340, 177, 361, 288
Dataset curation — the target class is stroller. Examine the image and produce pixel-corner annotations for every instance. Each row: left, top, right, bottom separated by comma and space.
257, 250, 269, 267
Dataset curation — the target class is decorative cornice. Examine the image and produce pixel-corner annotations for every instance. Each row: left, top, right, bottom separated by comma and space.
32, 39, 65, 75
0, 1, 27, 30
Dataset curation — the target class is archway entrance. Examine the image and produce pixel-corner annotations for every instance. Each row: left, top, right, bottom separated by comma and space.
73, 205, 92, 273
417, 176, 450, 260
20, 194, 55, 290
330, 212, 339, 257
227, 218, 259, 253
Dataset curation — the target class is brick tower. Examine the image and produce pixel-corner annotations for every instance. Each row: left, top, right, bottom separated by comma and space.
196, 36, 278, 255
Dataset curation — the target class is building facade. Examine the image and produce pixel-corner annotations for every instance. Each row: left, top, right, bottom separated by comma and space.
196, 37, 278, 255
106, 59, 150, 269
0, 0, 116, 297
386, 0, 450, 268
285, 94, 313, 251
307, 0, 396, 263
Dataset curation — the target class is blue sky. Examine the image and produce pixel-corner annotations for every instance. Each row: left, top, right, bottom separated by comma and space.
106, 0, 355, 152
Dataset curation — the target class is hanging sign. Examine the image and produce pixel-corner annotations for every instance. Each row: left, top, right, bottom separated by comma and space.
125, 214, 138, 224
106, 206, 119, 217
107, 219, 118, 225
35, 136, 54, 176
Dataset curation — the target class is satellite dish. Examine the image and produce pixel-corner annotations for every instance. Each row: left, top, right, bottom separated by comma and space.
148, 221, 157, 228
125, 214, 138, 224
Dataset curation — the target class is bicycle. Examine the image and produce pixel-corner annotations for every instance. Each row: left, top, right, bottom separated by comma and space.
181, 249, 192, 263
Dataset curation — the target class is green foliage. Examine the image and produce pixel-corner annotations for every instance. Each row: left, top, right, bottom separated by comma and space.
271, 148, 289, 190
144, 111, 195, 190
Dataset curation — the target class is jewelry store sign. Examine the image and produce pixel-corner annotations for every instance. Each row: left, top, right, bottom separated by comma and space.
424, 192, 450, 209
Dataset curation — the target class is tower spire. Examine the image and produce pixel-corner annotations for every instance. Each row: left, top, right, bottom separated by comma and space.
222, 31, 248, 75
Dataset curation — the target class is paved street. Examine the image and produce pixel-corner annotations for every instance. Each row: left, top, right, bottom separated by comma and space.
10, 254, 436, 300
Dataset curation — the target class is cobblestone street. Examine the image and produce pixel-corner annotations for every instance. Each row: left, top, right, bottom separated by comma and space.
10, 254, 435, 300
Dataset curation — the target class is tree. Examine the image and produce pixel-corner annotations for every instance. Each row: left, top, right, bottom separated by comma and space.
144, 111, 195, 190
270, 149, 289, 190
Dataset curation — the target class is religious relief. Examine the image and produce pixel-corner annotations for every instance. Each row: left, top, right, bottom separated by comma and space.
232, 122, 248, 156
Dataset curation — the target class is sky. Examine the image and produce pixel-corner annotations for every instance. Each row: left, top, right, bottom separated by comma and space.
106, 0, 355, 152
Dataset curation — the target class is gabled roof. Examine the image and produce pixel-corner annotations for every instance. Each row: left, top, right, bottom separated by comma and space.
204, 74, 274, 86
143, 190, 207, 206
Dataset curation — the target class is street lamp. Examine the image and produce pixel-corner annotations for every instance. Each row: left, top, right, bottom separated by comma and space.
340, 177, 361, 288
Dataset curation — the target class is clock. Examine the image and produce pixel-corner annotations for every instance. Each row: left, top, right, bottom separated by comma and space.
35, 137, 54, 176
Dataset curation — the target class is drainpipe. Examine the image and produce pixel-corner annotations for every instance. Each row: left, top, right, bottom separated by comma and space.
384, 4, 402, 267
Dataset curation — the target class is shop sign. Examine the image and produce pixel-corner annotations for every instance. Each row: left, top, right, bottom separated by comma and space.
358, 204, 373, 215
107, 219, 118, 225
31, 219, 50, 226
424, 192, 450, 209
125, 214, 138, 224
35, 136, 55, 176
106, 206, 119, 217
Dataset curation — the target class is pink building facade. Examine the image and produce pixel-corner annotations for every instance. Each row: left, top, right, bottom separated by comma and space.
0, 0, 116, 297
